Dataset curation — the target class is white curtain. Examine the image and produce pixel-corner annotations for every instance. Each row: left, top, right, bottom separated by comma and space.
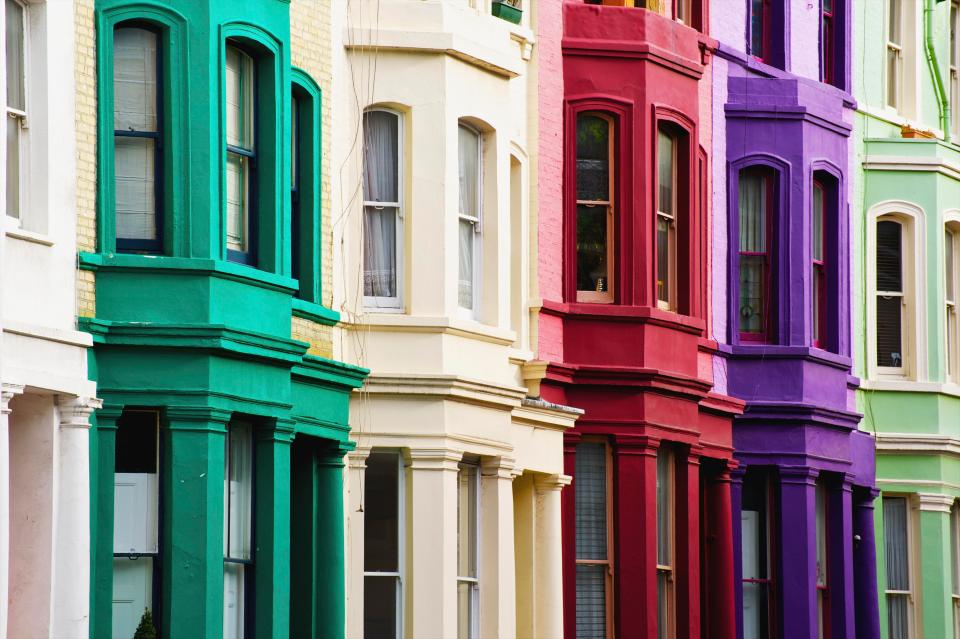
113, 27, 157, 133
115, 137, 157, 240
224, 422, 252, 561
739, 170, 766, 253
363, 111, 399, 298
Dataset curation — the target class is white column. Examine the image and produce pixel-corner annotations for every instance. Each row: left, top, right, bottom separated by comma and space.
0, 384, 23, 639
534, 473, 569, 639
480, 456, 518, 639
51, 395, 99, 639
408, 449, 461, 639
345, 445, 371, 639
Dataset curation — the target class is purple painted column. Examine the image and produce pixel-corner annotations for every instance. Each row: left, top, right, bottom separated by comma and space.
854, 490, 881, 639
730, 468, 745, 639
828, 476, 856, 638
778, 467, 818, 638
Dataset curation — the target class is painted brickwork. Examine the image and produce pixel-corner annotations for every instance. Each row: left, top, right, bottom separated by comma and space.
75, 0, 96, 317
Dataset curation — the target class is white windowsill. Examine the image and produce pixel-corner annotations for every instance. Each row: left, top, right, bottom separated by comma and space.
5, 219, 53, 246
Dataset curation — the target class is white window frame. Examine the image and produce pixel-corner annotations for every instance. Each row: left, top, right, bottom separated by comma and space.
3, 0, 29, 226
867, 203, 925, 381
362, 449, 405, 639
882, 494, 917, 639
946, 214, 960, 385
457, 121, 482, 320
457, 458, 480, 639
886, 0, 903, 111
362, 107, 404, 311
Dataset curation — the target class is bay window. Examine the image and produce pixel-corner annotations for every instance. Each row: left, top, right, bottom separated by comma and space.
113, 409, 161, 638
947, 226, 959, 382
364, 451, 403, 639
5, 0, 25, 223
886, 0, 903, 110
224, 420, 254, 638
362, 108, 402, 309
738, 167, 774, 342
812, 179, 827, 348
457, 123, 482, 316
656, 126, 678, 312
113, 25, 162, 251
741, 471, 775, 639
576, 113, 614, 303
876, 220, 905, 372
656, 446, 675, 639
225, 43, 256, 264
816, 481, 830, 639
457, 459, 480, 639
575, 440, 613, 639
883, 496, 913, 639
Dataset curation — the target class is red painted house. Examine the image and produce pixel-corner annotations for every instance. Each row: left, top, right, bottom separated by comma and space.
536, 2, 743, 637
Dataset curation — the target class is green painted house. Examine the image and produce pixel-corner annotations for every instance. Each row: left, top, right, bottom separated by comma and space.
78, 1, 366, 637
854, 0, 960, 637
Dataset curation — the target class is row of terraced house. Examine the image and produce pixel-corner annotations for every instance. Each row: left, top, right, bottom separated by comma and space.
1, 0, 959, 638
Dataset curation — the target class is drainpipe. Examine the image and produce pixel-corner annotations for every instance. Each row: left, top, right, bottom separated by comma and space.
924, 0, 951, 141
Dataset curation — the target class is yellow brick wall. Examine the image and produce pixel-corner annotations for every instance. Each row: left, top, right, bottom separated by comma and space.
290, 0, 336, 357
75, 0, 97, 317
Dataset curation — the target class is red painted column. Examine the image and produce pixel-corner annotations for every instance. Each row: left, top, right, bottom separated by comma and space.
706, 463, 737, 639
561, 432, 580, 639
613, 434, 659, 638
677, 447, 702, 639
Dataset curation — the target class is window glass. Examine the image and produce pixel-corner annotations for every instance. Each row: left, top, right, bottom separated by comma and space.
948, 229, 958, 381
364, 451, 401, 639
883, 497, 910, 639
363, 110, 400, 304
458, 124, 481, 313
5, 0, 24, 220
739, 168, 770, 339
224, 421, 253, 637
812, 180, 826, 347
876, 220, 904, 368
657, 127, 677, 310
750, 0, 765, 59
457, 461, 479, 639
821, 0, 835, 84
576, 114, 613, 300
656, 447, 674, 639
225, 45, 254, 258
952, 502, 960, 634
887, 0, 902, 109
816, 482, 829, 638
741, 472, 772, 639
575, 442, 609, 638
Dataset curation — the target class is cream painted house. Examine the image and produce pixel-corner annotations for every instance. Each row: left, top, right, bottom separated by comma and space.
0, 1, 97, 638
330, 1, 576, 637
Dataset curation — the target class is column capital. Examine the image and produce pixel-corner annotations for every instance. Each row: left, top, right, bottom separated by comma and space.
1, 383, 24, 414
57, 395, 103, 429
481, 455, 517, 480
408, 447, 463, 472
534, 473, 572, 492
347, 444, 372, 468
916, 492, 955, 513
613, 433, 660, 455
683, 444, 704, 464
779, 466, 820, 486
257, 417, 296, 444
164, 405, 232, 431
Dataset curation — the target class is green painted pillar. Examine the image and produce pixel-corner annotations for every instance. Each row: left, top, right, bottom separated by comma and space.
316, 442, 352, 639
254, 419, 294, 639
161, 407, 230, 639
90, 404, 123, 639
918, 499, 953, 638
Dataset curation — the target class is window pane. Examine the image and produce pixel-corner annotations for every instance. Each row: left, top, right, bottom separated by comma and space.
577, 115, 609, 202
883, 497, 910, 591
363, 110, 399, 204
224, 422, 253, 561
657, 216, 670, 304
658, 129, 674, 216
577, 205, 609, 293
575, 564, 606, 639
226, 153, 248, 252
113, 27, 158, 133
739, 170, 767, 253
5, 114, 18, 218
457, 463, 478, 579
575, 442, 607, 560
226, 46, 253, 150
459, 219, 475, 310
816, 484, 827, 587
888, 0, 901, 44
112, 557, 154, 639
223, 562, 245, 639
742, 579, 769, 639
364, 452, 399, 572
363, 206, 397, 298
750, 0, 765, 58
656, 448, 671, 566
364, 575, 398, 639
742, 473, 770, 639
813, 265, 824, 344
291, 95, 298, 190
877, 220, 903, 292
5, 0, 24, 111
740, 255, 766, 334
948, 230, 956, 303
813, 183, 824, 262
953, 4, 958, 67
952, 503, 960, 595
658, 571, 671, 639
114, 410, 159, 555
457, 581, 478, 639
887, 47, 900, 108
887, 593, 909, 639
115, 137, 157, 240
876, 295, 903, 367
458, 124, 480, 219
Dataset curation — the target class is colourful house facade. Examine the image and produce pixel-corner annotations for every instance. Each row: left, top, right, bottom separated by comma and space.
853, 0, 960, 637
538, 2, 744, 637
77, 1, 366, 638
712, 0, 880, 637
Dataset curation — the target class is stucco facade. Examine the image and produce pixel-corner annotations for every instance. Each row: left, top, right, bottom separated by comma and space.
713, 0, 879, 637
330, 2, 577, 638
0, 2, 98, 638
853, 0, 960, 637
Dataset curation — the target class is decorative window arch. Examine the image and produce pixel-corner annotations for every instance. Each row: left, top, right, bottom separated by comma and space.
866, 201, 925, 380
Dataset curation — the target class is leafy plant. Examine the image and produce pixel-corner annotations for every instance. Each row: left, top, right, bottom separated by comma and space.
133, 608, 157, 639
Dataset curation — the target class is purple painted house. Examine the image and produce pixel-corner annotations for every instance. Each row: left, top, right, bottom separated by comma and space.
710, 2, 880, 638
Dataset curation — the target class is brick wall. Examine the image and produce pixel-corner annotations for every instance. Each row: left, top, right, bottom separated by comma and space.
290, 0, 336, 357
75, 0, 96, 317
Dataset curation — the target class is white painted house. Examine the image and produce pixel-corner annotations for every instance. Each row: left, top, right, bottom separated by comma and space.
0, 2, 97, 638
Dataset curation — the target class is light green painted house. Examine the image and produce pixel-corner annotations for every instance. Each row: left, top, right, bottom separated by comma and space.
854, 0, 960, 637
77, 1, 367, 638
